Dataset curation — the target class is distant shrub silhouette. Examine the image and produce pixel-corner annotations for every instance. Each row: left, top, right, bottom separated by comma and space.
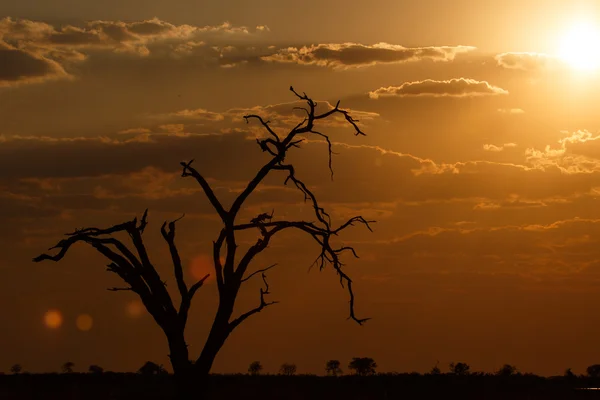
61, 361, 75, 374
449, 362, 470, 375
587, 364, 600, 378
10, 364, 22, 374
429, 361, 441, 375
88, 365, 104, 374
248, 361, 263, 376
496, 364, 517, 377
279, 363, 297, 376
348, 357, 377, 376
138, 361, 168, 375
564, 368, 576, 379
325, 360, 342, 376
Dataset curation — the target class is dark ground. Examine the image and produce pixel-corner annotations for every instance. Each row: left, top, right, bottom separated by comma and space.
3, 373, 600, 399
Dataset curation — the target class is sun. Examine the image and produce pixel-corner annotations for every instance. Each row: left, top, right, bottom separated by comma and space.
558, 21, 600, 71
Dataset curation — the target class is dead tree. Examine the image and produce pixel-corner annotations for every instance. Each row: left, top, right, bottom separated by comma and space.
33, 87, 374, 399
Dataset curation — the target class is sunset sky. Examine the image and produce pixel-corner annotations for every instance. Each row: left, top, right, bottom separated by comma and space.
3, 0, 600, 377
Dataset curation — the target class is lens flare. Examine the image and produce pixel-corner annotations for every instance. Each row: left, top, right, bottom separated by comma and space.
44, 309, 63, 329
126, 300, 145, 318
76, 314, 93, 331
189, 254, 216, 282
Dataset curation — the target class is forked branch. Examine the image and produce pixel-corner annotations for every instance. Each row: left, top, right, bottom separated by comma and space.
229, 88, 375, 324
229, 273, 278, 331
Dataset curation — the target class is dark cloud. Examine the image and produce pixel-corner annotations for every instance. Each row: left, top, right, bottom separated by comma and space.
47, 26, 104, 46
368, 78, 508, 99
0, 41, 67, 86
0, 17, 270, 86
262, 43, 475, 69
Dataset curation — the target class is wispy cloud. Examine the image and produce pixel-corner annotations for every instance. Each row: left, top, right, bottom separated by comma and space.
261, 43, 475, 69
368, 78, 508, 99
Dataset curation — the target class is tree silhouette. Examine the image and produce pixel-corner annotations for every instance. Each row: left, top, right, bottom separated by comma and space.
138, 361, 168, 375
88, 365, 104, 374
496, 364, 517, 377
348, 357, 377, 376
429, 361, 441, 375
279, 363, 297, 376
33, 87, 374, 399
61, 361, 75, 374
564, 368, 576, 379
449, 362, 470, 375
248, 361, 263, 376
325, 359, 342, 376
10, 364, 22, 374
587, 364, 600, 378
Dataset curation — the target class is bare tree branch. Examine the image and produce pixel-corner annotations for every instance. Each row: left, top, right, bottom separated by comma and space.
243, 115, 280, 142
180, 160, 228, 222
34, 88, 376, 388
241, 263, 277, 283
179, 273, 210, 327
229, 273, 278, 331
107, 287, 133, 292
161, 215, 188, 300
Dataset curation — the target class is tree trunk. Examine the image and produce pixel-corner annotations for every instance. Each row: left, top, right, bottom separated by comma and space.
166, 329, 203, 400
195, 316, 232, 376
174, 369, 209, 400
167, 330, 190, 375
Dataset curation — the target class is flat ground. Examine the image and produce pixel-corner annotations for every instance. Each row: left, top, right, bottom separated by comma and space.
2, 373, 600, 399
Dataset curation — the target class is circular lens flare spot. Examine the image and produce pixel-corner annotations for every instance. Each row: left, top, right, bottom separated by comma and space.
44, 309, 63, 329
189, 254, 216, 282
126, 300, 145, 318
76, 314, 93, 331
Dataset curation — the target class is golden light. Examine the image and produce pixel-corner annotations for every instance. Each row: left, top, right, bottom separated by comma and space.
557, 21, 600, 71
75, 314, 93, 331
44, 309, 63, 329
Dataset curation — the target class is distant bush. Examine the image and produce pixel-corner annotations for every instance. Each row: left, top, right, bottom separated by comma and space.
348, 357, 377, 376
248, 361, 263, 376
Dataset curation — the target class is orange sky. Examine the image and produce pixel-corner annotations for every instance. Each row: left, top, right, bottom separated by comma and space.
2, 0, 600, 376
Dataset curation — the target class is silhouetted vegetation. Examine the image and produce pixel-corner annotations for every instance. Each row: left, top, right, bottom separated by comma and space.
2, 370, 600, 399
429, 361, 441, 375
279, 363, 297, 376
348, 357, 377, 376
88, 365, 104, 374
32, 87, 373, 399
496, 364, 518, 377
138, 361, 168, 376
325, 360, 343, 376
248, 361, 263, 376
565, 368, 577, 379
587, 364, 600, 378
450, 362, 471, 375
61, 361, 74, 374
10, 364, 22, 375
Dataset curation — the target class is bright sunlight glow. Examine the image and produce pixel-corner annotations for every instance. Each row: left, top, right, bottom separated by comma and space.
558, 22, 600, 71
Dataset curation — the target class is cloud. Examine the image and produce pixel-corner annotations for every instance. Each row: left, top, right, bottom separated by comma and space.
261, 43, 475, 69
163, 108, 226, 121
525, 130, 600, 173
149, 100, 379, 135
0, 17, 269, 85
497, 108, 525, 114
0, 41, 68, 87
368, 78, 508, 99
495, 52, 554, 71
483, 143, 517, 152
